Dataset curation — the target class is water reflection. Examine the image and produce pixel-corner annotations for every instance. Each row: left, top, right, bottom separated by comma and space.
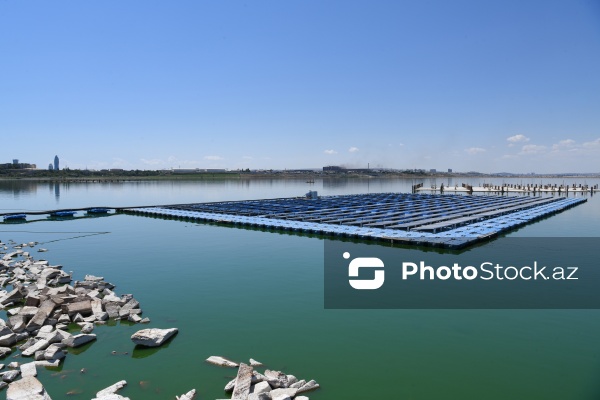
0, 178, 598, 214
0, 180, 37, 199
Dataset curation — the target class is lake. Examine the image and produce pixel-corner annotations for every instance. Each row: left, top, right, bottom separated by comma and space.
1, 177, 599, 399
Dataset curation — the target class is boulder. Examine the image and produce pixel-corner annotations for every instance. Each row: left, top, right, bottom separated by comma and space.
2, 370, 20, 382
105, 303, 121, 319
264, 370, 289, 388
128, 314, 142, 323
7, 315, 26, 333
290, 379, 306, 389
296, 380, 320, 394
62, 300, 91, 316
176, 389, 196, 400
62, 333, 96, 348
19, 362, 37, 377
0, 287, 26, 305
269, 388, 298, 399
250, 381, 271, 394
95, 380, 127, 397
43, 344, 66, 361
248, 394, 270, 400
0, 347, 13, 358
0, 333, 17, 347
21, 339, 50, 357
6, 376, 53, 399
206, 355, 239, 368
130, 328, 177, 347
249, 358, 263, 367
80, 323, 94, 334
271, 395, 292, 400
34, 360, 60, 368
231, 363, 253, 400
26, 300, 57, 332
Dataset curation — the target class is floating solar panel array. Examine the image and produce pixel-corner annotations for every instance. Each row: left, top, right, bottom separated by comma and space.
125, 193, 586, 248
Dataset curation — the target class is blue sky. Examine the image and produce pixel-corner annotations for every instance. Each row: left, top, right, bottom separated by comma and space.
1, 0, 599, 173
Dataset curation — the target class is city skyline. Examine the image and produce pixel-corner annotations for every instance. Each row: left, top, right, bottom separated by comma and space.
1, 1, 599, 173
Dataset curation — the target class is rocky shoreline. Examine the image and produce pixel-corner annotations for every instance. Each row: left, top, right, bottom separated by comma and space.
0, 239, 188, 399
0, 239, 320, 399
206, 356, 320, 400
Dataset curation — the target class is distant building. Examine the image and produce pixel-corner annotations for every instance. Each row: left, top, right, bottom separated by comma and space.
54, 155, 59, 171
0, 161, 35, 170
48, 164, 54, 171
448, 169, 452, 173
323, 166, 344, 172
13, 159, 18, 165
430, 169, 436, 173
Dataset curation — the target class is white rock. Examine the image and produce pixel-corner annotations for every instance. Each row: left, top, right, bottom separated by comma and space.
269, 388, 298, 398
176, 389, 196, 400
130, 328, 178, 347
271, 395, 292, 400
297, 380, 320, 394
95, 380, 127, 397
0, 346, 13, 358
44, 344, 66, 361
249, 358, 263, 367
21, 340, 50, 357
206, 355, 239, 368
80, 323, 94, 334
232, 363, 253, 399
92, 395, 129, 400
34, 360, 60, 367
250, 381, 271, 394
248, 394, 270, 400
62, 333, 96, 348
6, 376, 52, 400
19, 362, 37, 377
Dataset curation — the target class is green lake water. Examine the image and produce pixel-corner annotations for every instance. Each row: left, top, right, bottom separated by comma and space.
1, 178, 599, 399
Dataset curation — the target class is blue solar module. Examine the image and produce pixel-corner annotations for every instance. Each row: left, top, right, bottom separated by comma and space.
125, 193, 587, 249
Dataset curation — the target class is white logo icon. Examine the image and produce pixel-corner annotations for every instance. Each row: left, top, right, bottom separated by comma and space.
345, 252, 385, 290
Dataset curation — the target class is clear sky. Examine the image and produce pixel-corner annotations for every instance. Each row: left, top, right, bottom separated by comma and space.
1, 0, 599, 173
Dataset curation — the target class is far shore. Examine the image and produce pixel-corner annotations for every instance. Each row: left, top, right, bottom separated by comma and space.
1, 170, 600, 183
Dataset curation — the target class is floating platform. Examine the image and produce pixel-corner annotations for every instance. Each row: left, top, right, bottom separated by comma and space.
3, 214, 27, 221
50, 211, 77, 217
124, 193, 586, 249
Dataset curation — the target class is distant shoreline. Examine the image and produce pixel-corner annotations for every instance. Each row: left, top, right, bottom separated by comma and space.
1, 172, 600, 182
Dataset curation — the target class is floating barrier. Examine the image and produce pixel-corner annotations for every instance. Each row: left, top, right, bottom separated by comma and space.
124, 193, 587, 249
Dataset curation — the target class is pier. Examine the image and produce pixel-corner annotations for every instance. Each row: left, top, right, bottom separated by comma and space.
413, 182, 598, 193
124, 193, 586, 249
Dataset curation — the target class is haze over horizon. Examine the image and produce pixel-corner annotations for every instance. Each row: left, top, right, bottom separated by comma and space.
1, 1, 599, 173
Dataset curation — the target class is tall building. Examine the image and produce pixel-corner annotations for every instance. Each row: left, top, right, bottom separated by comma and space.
48, 164, 53, 171
54, 155, 59, 171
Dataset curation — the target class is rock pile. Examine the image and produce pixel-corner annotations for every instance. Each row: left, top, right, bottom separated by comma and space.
207, 356, 320, 400
0, 240, 149, 393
